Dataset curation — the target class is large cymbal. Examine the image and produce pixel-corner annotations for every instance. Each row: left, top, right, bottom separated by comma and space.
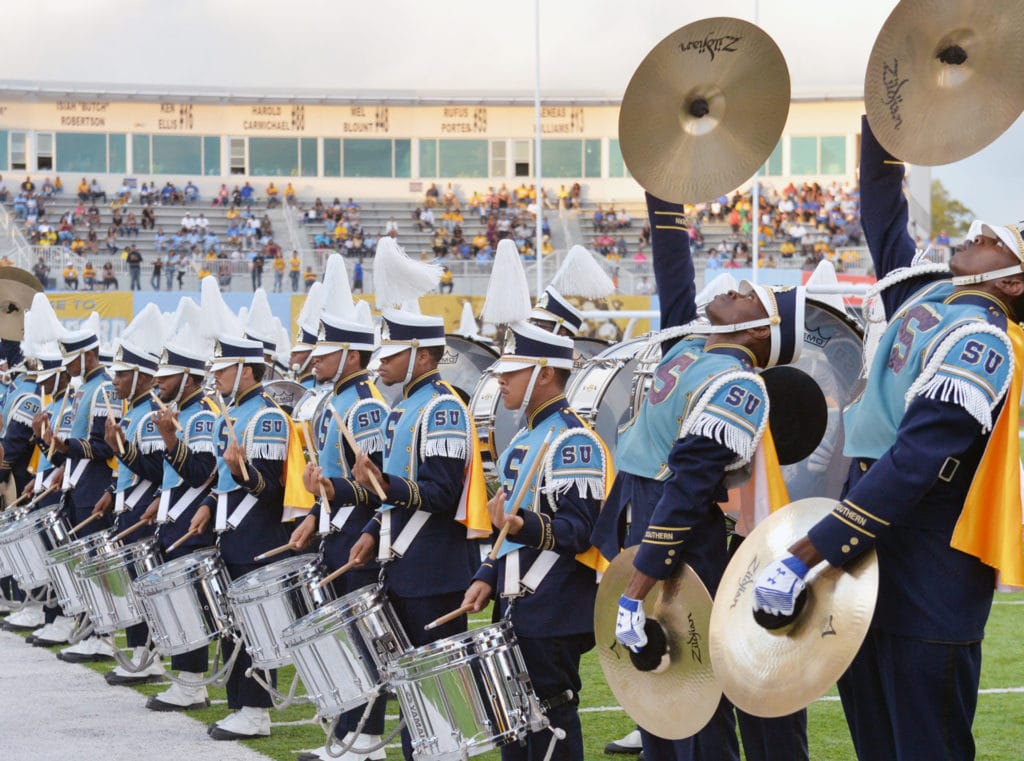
594, 546, 721, 739
619, 17, 791, 203
865, 0, 1024, 165
709, 497, 878, 717
0, 267, 44, 342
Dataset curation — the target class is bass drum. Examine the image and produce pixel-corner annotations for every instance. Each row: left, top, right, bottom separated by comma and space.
262, 380, 308, 415
291, 383, 334, 447
780, 302, 864, 502
369, 335, 498, 408
565, 338, 658, 462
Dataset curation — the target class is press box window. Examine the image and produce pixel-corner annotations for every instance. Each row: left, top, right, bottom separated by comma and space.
36, 133, 54, 171
10, 132, 27, 171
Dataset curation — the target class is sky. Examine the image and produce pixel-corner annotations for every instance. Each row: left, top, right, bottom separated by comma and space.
2, 0, 1021, 223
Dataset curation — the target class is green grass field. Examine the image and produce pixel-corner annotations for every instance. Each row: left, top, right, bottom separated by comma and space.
19, 593, 1024, 760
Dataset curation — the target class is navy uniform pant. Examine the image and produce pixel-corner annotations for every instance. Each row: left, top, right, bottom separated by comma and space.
224, 562, 276, 709
388, 589, 467, 761
838, 629, 980, 761
500, 633, 595, 761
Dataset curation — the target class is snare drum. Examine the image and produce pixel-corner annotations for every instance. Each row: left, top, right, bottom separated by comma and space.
75, 538, 161, 634
282, 584, 411, 719
133, 548, 233, 656
227, 553, 334, 670
262, 380, 308, 415
44, 529, 118, 616
0, 505, 30, 577
391, 620, 546, 760
0, 504, 72, 590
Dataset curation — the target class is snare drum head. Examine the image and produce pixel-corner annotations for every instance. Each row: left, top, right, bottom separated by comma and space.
566, 338, 650, 461
292, 384, 331, 423
228, 553, 321, 600
783, 303, 864, 501
262, 380, 308, 415
134, 547, 221, 589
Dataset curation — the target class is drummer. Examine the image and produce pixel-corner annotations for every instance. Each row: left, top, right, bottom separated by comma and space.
591, 193, 809, 761
45, 313, 119, 664
288, 286, 324, 390
144, 313, 219, 712
529, 285, 586, 339
289, 312, 390, 761
244, 288, 288, 383
753, 118, 1024, 761
461, 321, 607, 761
190, 328, 295, 742
101, 304, 166, 686
348, 308, 489, 761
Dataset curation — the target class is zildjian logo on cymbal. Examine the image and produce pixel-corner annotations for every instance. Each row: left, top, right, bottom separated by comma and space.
678, 34, 741, 62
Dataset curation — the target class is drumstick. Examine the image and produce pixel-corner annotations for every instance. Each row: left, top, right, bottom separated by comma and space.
424, 603, 474, 631
101, 389, 126, 456
69, 513, 102, 535
215, 392, 249, 481
253, 542, 295, 562
487, 428, 555, 561
317, 559, 358, 588
325, 405, 387, 501
166, 528, 199, 553
148, 389, 183, 432
113, 517, 149, 541
15, 482, 61, 512
47, 390, 71, 459
297, 423, 332, 518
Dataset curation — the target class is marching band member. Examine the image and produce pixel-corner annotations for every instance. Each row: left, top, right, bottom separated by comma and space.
592, 194, 809, 761
753, 118, 1024, 761
45, 313, 119, 664
291, 312, 390, 761
462, 321, 608, 761
145, 299, 219, 711
244, 288, 290, 382
102, 304, 167, 685
189, 275, 310, 741
288, 281, 327, 389
528, 244, 615, 341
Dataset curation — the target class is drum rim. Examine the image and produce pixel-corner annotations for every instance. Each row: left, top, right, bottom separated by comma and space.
394, 620, 512, 669
44, 530, 115, 564
0, 504, 66, 542
75, 537, 158, 577
133, 547, 223, 589
227, 552, 323, 600
281, 584, 387, 643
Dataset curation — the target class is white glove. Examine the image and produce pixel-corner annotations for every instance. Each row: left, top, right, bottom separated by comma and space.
806, 434, 835, 473
752, 555, 809, 617
615, 595, 647, 652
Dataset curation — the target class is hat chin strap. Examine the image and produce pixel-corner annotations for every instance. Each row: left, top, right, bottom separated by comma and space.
229, 361, 245, 401
332, 349, 349, 386
403, 347, 418, 387
518, 365, 542, 418
171, 373, 187, 406
951, 264, 1024, 286
128, 369, 140, 402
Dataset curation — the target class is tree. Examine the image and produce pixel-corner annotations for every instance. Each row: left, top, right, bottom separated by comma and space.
931, 180, 974, 238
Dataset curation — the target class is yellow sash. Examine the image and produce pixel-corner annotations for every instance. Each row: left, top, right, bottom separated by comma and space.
575, 430, 615, 574
951, 321, 1024, 586
439, 382, 491, 539
266, 399, 316, 521
725, 427, 790, 536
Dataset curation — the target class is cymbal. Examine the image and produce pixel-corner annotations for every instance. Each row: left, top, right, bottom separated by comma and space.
0, 267, 44, 342
619, 17, 791, 203
709, 497, 878, 717
865, 0, 1024, 165
594, 546, 721, 739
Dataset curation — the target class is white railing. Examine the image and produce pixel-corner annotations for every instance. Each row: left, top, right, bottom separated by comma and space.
0, 203, 36, 269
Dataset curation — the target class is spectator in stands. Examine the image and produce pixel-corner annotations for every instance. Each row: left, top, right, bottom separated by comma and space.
569, 182, 582, 209
41, 178, 56, 198
271, 254, 285, 293
303, 265, 316, 290
230, 185, 242, 207
123, 212, 139, 238
116, 181, 132, 203
63, 263, 79, 290
76, 178, 89, 202
351, 258, 364, 294
288, 251, 301, 292
184, 180, 199, 203
70, 236, 86, 256
82, 262, 96, 291
139, 182, 153, 205
240, 182, 255, 205
101, 261, 118, 290
21, 176, 35, 194
442, 183, 459, 211
425, 182, 440, 208
32, 257, 50, 289
934, 229, 951, 247
284, 183, 297, 206
439, 266, 454, 294
251, 251, 265, 291
266, 182, 280, 208
161, 182, 177, 205
0, 176, 8, 204
141, 204, 155, 231
126, 245, 143, 290
418, 206, 435, 232
89, 179, 106, 203
151, 255, 163, 291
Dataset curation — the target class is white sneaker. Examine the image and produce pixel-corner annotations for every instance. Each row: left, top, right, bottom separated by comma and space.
209, 706, 271, 740
105, 647, 165, 685
605, 728, 643, 754
0, 596, 18, 613
32, 615, 75, 646
58, 636, 116, 662
2, 602, 45, 630
147, 672, 210, 711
